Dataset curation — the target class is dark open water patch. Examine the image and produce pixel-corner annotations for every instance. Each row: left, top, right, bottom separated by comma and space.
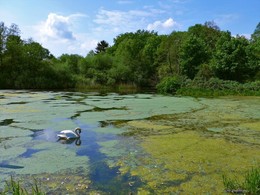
70, 106, 128, 120
0, 149, 43, 170
75, 123, 144, 194
18, 148, 44, 158
0, 161, 24, 169
89, 162, 143, 194
0, 119, 15, 126
7, 101, 28, 105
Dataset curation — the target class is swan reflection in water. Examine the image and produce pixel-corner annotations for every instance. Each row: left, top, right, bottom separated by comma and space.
58, 137, 82, 146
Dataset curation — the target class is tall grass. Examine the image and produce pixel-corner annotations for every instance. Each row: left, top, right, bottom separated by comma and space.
223, 167, 260, 194
0, 176, 45, 195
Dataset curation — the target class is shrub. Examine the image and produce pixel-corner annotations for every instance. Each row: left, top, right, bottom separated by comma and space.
156, 76, 184, 94
174, 77, 260, 97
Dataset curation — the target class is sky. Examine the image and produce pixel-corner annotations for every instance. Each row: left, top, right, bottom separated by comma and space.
0, 0, 259, 57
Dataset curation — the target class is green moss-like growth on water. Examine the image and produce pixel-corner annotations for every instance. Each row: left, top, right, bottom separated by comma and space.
115, 96, 260, 193
115, 129, 260, 194
136, 131, 259, 194
1, 91, 259, 194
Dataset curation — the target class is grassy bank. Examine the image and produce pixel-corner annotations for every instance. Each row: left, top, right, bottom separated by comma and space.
157, 77, 260, 97
0, 176, 45, 195
223, 166, 260, 195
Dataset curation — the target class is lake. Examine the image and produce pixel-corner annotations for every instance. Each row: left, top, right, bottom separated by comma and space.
0, 90, 259, 194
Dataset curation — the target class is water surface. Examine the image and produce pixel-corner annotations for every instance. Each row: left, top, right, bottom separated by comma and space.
0, 90, 259, 194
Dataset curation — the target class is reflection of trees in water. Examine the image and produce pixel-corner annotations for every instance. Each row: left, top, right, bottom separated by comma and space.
73, 124, 143, 194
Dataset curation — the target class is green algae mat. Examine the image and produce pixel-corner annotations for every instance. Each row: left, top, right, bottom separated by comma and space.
0, 90, 259, 194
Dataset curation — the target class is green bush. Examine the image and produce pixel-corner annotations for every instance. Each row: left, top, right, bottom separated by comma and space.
174, 77, 260, 97
156, 76, 184, 94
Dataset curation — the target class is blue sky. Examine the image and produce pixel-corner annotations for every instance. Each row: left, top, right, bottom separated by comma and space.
0, 0, 259, 57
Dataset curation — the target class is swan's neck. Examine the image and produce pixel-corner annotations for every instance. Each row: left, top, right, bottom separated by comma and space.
75, 129, 81, 136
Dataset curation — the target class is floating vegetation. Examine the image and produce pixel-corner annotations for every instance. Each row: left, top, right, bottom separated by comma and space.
0, 91, 259, 193
114, 96, 260, 193
115, 131, 260, 194
0, 119, 15, 126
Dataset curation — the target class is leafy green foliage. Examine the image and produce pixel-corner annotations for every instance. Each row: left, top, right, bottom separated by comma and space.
156, 76, 185, 94
0, 20, 259, 92
180, 35, 209, 79
223, 167, 260, 195
0, 22, 74, 89
109, 30, 159, 86
212, 32, 251, 82
175, 78, 260, 97
95, 40, 109, 54
156, 32, 186, 78
252, 22, 260, 39
1, 176, 45, 195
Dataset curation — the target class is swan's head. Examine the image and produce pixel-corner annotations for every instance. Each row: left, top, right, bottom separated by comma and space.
75, 127, 81, 134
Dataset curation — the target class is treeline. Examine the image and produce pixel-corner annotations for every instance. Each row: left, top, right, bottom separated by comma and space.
0, 21, 259, 93
0, 23, 74, 89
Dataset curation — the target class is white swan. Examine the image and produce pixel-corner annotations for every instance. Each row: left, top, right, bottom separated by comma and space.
57, 127, 81, 140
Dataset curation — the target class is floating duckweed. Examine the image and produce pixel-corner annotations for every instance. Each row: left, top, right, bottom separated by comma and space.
115, 97, 260, 193
119, 131, 260, 193
239, 121, 260, 131
1, 91, 259, 194
98, 140, 126, 158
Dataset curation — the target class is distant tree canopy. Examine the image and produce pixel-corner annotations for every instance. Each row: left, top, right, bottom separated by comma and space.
252, 22, 260, 39
0, 20, 259, 90
95, 40, 109, 54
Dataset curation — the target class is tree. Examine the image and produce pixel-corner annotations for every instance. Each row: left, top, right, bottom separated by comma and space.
204, 21, 220, 31
5, 34, 24, 74
140, 35, 162, 84
213, 31, 250, 82
247, 33, 260, 80
188, 23, 221, 55
110, 30, 159, 86
90, 53, 113, 84
177, 23, 221, 80
180, 35, 209, 79
24, 39, 52, 61
156, 32, 186, 79
0, 22, 7, 67
95, 40, 109, 54
252, 22, 260, 39
58, 54, 83, 74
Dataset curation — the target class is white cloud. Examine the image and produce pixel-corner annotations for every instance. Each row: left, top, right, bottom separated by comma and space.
31, 7, 181, 56
93, 8, 153, 29
163, 18, 176, 28
32, 13, 98, 57
37, 13, 87, 41
93, 7, 164, 35
94, 9, 129, 26
40, 13, 72, 40
147, 18, 179, 33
